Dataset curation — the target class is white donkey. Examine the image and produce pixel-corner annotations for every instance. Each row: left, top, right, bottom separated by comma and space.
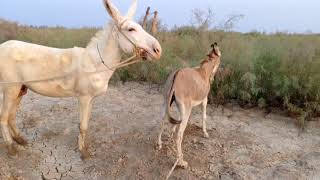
158, 43, 221, 168
0, 0, 161, 159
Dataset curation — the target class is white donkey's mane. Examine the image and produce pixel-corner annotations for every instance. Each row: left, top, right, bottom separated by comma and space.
87, 23, 114, 49
86, 22, 122, 67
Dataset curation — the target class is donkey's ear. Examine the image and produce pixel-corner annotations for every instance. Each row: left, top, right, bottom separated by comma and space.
103, 0, 123, 24
126, 0, 137, 20
214, 46, 221, 57
211, 42, 218, 48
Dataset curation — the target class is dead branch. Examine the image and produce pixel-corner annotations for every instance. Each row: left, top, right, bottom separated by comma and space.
142, 7, 151, 29
151, 11, 158, 35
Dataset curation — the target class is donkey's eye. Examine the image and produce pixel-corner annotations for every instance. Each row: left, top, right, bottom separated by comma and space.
128, 28, 136, 32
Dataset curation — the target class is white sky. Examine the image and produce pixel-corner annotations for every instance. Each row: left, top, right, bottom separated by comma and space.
0, 0, 319, 33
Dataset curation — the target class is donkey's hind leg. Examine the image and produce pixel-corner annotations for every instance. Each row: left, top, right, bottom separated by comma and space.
9, 85, 28, 146
157, 104, 168, 150
175, 103, 192, 168
170, 125, 177, 138
0, 86, 22, 157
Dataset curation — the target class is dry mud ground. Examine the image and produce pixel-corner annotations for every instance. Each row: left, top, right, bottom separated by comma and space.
0, 82, 320, 180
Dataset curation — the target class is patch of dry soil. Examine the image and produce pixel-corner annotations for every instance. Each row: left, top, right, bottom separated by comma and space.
0, 82, 320, 180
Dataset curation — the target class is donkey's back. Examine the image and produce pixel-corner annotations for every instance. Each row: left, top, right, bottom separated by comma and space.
0, 40, 75, 65
163, 67, 210, 108
0, 40, 86, 97
0, 40, 81, 81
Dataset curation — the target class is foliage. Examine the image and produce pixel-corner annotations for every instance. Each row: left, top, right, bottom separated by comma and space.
1, 19, 320, 126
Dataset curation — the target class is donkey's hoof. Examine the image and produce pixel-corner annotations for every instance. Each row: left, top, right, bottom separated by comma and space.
203, 132, 209, 138
80, 148, 91, 160
177, 159, 188, 169
13, 136, 28, 146
156, 143, 162, 150
169, 132, 175, 139
7, 145, 18, 158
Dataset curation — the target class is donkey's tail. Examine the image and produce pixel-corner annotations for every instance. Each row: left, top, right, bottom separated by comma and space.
163, 70, 182, 124
168, 90, 181, 124
169, 111, 181, 124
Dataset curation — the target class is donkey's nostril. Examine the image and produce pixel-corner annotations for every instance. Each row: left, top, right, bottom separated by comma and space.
151, 43, 162, 60
153, 48, 160, 54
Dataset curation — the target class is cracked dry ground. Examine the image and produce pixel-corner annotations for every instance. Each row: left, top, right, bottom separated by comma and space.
0, 82, 320, 180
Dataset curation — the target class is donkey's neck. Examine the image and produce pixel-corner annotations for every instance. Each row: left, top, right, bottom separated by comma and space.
86, 23, 121, 68
198, 58, 220, 82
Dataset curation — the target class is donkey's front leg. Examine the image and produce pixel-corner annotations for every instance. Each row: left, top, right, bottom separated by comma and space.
78, 96, 93, 160
202, 97, 209, 138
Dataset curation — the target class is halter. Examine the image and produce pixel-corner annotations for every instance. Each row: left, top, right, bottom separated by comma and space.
97, 19, 147, 71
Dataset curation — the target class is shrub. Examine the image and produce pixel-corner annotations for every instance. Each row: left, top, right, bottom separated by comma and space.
1, 21, 319, 125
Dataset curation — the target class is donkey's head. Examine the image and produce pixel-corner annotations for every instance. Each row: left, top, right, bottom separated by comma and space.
103, 0, 162, 60
208, 42, 221, 58
201, 42, 221, 65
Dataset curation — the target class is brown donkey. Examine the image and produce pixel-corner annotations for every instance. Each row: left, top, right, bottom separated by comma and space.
158, 43, 221, 168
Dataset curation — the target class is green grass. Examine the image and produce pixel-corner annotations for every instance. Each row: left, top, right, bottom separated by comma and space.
1, 20, 320, 125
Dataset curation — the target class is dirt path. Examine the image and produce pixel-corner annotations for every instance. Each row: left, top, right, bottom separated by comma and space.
0, 82, 319, 180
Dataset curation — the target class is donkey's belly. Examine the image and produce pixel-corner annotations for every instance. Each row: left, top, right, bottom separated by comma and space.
26, 78, 77, 97
191, 99, 204, 107
77, 72, 113, 96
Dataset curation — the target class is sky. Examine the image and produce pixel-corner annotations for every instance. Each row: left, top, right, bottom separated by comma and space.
0, 0, 319, 33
